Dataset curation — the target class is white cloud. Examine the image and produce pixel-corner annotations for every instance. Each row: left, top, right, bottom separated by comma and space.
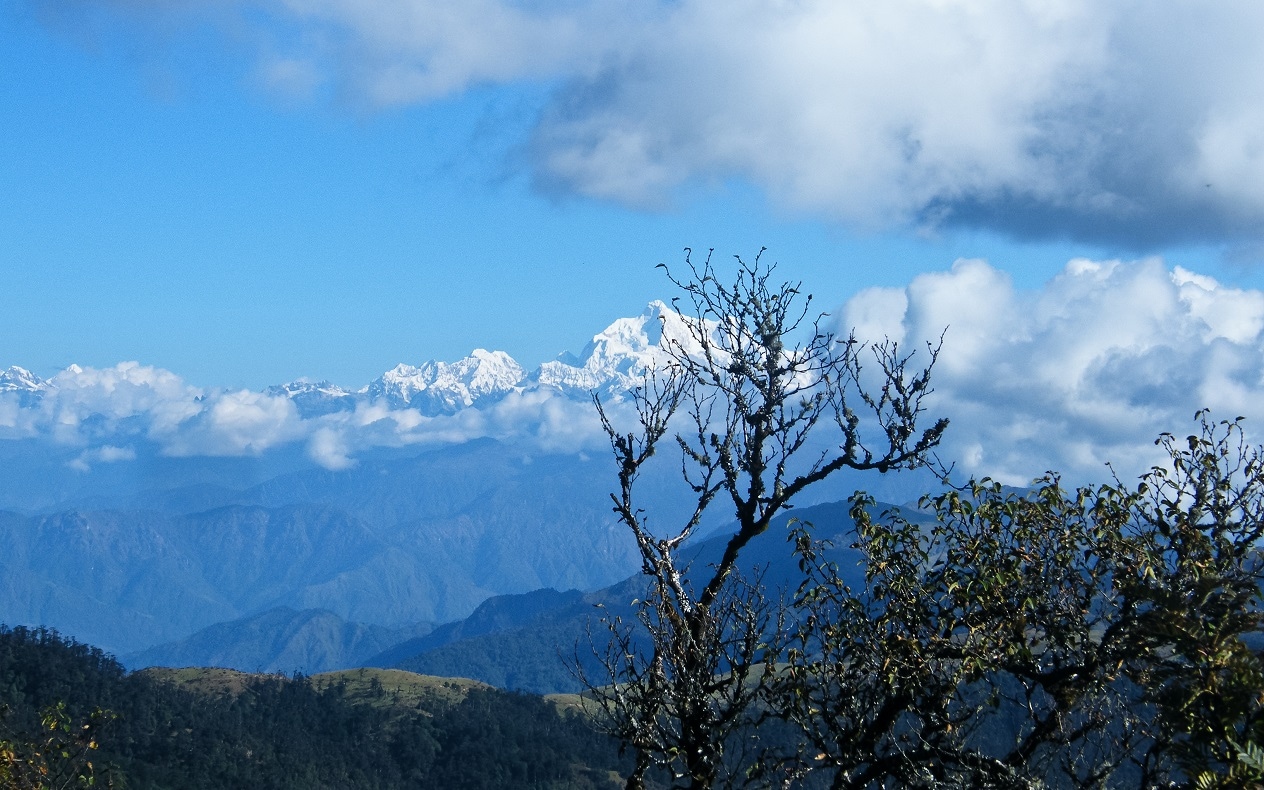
485, 387, 607, 453
528, 0, 1264, 246
256, 56, 324, 102
8, 259, 1264, 482
538, 2, 1101, 212
302, 385, 609, 458
163, 389, 305, 456
0, 363, 307, 458
94, 444, 136, 462
20, 362, 204, 445
307, 426, 354, 470
49, 361, 199, 416
842, 287, 909, 347
38, 0, 1264, 246
0, 397, 41, 438
273, 0, 615, 105
1172, 266, 1264, 344
843, 257, 1264, 484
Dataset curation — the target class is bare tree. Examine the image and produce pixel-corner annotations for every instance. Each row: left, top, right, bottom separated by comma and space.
579, 250, 947, 790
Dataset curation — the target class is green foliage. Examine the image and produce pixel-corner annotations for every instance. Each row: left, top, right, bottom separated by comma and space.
1, 702, 112, 790
775, 412, 1264, 788
1194, 735, 1264, 789
1130, 416, 1264, 786
0, 625, 628, 789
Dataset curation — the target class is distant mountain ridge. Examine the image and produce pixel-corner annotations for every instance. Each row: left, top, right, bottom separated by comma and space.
0, 439, 689, 655
0, 299, 937, 674
124, 499, 891, 694
379, 499, 877, 694
123, 607, 435, 675
0, 300, 695, 420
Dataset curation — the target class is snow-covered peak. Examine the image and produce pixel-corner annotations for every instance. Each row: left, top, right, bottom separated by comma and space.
0, 366, 45, 393
0, 366, 48, 407
368, 349, 526, 415
266, 379, 358, 419
0, 303, 712, 436
536, 301, 706, 396
269, 379, 353, 397
582, 299, 704, 360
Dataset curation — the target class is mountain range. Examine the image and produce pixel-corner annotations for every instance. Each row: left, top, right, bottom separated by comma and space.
0, 299, 694, 423
0, 299, 933, 682
122, 499, 896, 694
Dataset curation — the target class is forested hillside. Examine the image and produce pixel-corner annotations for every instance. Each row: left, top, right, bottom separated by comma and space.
0, 625, 627, 789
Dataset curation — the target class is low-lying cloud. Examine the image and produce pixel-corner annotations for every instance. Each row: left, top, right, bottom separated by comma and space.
842, 258, 1264, 484
0, 361, 614, 471
32, 0, 1264, 248
4, 259, 1260, 484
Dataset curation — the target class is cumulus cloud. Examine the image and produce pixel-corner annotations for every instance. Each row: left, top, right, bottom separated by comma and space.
482, 387, 607, 453
290, 385, 610, 469
0, 349, 629, 472
7, 260, 1264, 481
841, 257, 1264, 484
161, 388, 305, 456
31, 362, 204, 445
0, 363, 306, 458
532, 0, 1264, 247
33, 0, 1264, 247
306, 426, 354, 470
267, 0, 615, 105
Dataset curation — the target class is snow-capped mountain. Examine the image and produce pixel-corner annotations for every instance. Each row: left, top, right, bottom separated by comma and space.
0, 365, 46, 392
2, 303, 694, 423
535, 300, 704, 396
265, 380, 358, 419
267, 302, 698, 415
0, 302, 926, 665
366, 349, 527, 415
0, 366, 47, 407
0, 302, 702, 464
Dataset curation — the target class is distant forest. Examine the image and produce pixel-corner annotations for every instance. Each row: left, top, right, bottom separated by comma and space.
0, 625, 628, 789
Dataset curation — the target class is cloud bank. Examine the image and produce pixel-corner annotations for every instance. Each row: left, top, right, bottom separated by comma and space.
35, 0, 1264, 248
0, 365, 610, 471
843, 258, 1264, 484
4, 260, 1262, 485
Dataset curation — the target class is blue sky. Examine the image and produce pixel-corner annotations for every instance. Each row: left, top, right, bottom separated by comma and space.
5, 0, 1260, 392
6, 1, 1264, 486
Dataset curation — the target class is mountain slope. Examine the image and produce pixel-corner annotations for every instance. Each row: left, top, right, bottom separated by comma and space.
381, 499, 878, 694
124, 607, 434, 674
0, 444, 658, 655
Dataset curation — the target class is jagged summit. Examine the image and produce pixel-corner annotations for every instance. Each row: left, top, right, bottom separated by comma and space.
266, 380, 358, 419
0, 365, 45, 392
536, 300, 705, 396
0, 365, 47, 406
348, 302, 701, 411
2, 302, 705, 418
367, 349, 527, 415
